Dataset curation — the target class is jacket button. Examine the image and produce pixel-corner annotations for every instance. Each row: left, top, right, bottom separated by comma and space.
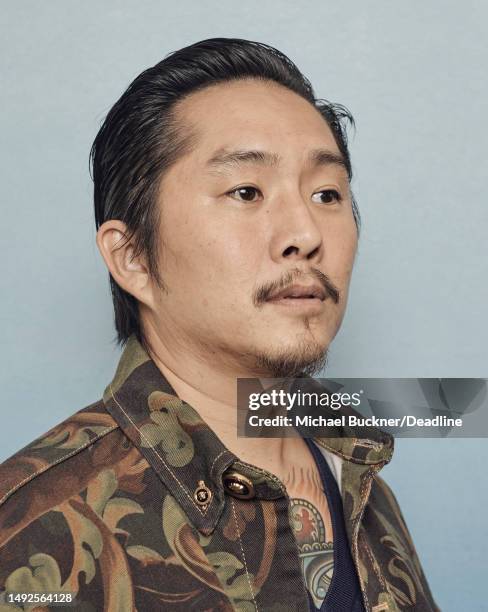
223, 471, 256, 500
194, 480, 212, 510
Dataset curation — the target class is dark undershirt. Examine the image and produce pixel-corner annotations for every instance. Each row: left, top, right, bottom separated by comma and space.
303, 437, 366, 612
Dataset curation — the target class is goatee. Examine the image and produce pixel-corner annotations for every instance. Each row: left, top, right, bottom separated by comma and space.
253, 345, 329, 379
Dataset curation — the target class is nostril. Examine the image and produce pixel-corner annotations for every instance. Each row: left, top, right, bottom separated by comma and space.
283, 245, 299, 257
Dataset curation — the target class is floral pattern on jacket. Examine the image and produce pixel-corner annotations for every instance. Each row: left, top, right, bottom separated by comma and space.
0, 335, 439, 611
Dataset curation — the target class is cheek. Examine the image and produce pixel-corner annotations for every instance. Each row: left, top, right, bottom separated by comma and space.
161, 218, 259, 310
344, 234, 358, 276
326, 227, 357, 279
185, 206, 264, 276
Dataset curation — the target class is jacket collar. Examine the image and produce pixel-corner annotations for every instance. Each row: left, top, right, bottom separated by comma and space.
102, 335, 394, 535
289, 374, 395, 467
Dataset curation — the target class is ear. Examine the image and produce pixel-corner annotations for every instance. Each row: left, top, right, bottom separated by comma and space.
96, 220, 155, 308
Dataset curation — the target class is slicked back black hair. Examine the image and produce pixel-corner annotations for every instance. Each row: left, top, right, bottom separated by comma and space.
90, 38, 359, 349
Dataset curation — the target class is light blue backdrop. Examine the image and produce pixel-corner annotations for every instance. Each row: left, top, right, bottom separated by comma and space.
1, 2, 487, 610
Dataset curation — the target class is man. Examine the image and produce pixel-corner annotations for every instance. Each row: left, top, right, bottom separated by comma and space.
0, 39, 439, 611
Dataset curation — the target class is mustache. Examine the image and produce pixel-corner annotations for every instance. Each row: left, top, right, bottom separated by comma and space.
253, 268, 340, 306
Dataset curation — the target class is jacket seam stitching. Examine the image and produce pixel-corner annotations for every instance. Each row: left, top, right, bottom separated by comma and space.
210, 449, 233, 479
360, 529, 388, 590
366, 478, 419, 611
0, 424, 119, 507
110, 384, 208, 516
351, 466, 380, 612
230, 498, 259, 612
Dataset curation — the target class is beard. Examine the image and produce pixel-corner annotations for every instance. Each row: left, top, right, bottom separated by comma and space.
252, 338, 329, 379
193, 313, 332, 379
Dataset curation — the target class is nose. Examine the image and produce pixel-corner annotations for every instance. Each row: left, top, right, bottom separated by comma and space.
269, 193, 323, 264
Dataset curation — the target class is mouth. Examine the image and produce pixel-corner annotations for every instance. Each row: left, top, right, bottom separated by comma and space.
267, 295, 324, 302
265, 285, 327, 313
266, 284, 327, 302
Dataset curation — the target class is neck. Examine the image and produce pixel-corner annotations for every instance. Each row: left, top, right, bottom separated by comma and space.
142, 320, 295, 469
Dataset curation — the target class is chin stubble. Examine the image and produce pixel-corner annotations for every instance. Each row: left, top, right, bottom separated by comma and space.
253, 344, 329, 378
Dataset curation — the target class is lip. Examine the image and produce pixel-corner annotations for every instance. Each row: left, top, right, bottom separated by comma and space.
266, 283, 327, 302
265, 296, 326, 313
264, 282, 328, 314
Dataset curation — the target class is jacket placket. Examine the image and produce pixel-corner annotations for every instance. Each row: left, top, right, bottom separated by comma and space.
341, 459, 398, 612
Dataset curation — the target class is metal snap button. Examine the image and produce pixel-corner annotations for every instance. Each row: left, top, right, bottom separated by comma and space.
223, 470, 255, 500
194, 480, 212, 510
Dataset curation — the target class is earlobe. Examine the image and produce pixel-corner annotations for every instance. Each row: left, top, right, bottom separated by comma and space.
96, 220, 152, 306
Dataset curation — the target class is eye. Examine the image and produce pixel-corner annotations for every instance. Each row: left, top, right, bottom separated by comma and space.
311, 189, 342, 205
227, 186, 262, 202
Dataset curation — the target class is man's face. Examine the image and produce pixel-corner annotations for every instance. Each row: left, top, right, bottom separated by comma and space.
146, 79, 358, 377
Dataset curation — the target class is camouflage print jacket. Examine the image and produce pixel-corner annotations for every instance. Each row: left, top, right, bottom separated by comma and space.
0, 336, 439, 612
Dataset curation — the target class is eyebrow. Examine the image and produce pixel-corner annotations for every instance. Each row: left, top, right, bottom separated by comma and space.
206, 147, 348, 173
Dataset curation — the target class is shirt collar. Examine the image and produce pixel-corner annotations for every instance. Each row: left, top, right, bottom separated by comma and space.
102, 334, 394, 535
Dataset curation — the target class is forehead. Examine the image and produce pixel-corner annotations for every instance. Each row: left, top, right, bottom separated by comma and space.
173, 79, 340, 161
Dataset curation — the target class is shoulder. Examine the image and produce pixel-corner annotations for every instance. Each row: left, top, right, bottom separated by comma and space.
0, 399, 157, 602
0, 399, 122, 509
